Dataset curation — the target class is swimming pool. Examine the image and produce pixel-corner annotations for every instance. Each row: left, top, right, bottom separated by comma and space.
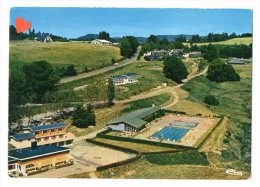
152, 126, 189, 141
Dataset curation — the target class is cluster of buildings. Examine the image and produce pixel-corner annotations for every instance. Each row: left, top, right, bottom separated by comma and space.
107, 106, 164, 132
144, 49, 201, 61
106, 73, 139, 86
8, 123, 74, 177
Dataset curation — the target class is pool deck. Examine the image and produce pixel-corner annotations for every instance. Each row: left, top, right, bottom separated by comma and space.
133, 114, 219, 147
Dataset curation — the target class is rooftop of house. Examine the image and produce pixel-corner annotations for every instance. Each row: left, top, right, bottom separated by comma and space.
10, 133, 35, 141
109, 73, 138, 79
108, 107, 160, 129
36, 33, 51, 41
29, 123, 65, 132
8, 145, 71, 162
92, 39, 112, 43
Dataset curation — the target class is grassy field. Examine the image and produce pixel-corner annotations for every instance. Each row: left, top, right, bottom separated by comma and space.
10, 40, 122, 72
93, 137, 177, 153
121, 93, 171, 113
184, 37, 252, 46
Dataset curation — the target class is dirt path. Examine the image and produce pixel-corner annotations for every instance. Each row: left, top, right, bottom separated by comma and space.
59, 47, 141, 84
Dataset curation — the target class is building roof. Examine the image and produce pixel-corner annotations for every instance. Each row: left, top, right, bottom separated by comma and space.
109, 73, 138, 80
92, 39, 112, 43
8, 145, 70, 162
29, 123, 65, 132
108, 107, 160, 129
10, 133, 35, 141
228, 58, 244, 64
37, 33, 51, 41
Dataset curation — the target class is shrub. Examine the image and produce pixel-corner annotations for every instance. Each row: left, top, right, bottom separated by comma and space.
204, 95, 219, 106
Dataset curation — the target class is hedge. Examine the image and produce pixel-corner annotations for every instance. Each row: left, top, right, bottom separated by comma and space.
96, 133, 194, 150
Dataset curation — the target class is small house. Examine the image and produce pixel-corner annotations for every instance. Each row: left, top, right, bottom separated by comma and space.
36, 33, 53, 42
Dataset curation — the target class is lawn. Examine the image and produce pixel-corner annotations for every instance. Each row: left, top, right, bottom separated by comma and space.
183, 37, 252, 46
121, 93, 171, 113
10, 40, 122, 73
92, 137, 178, 153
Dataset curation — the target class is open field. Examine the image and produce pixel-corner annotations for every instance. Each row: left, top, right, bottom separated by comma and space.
10, 40, 122, 72
183, 37, 252, 46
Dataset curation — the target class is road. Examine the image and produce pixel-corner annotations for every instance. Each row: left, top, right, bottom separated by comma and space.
59, 47, 141, 84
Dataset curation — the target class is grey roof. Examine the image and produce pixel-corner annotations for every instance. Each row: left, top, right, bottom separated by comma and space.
228, 58, 244, 64
8, 145, 70, 162
37, 33, 51, 41
10, 133, 35, 141
29, 123, 65, 132
108, 107, 160, 129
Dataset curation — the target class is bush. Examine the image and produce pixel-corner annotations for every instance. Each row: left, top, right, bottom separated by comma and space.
207, 58, 240, 82
144, 150, 209, 165
204, 95, 219, 106
163, 56, 188, 83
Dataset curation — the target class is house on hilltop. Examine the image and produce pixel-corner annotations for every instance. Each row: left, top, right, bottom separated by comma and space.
107, 107, 165, 132
91, 39, 112, 45
35, 33, 53, 42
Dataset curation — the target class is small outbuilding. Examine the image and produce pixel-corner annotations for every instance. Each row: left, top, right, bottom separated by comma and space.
228, 58, 245, 65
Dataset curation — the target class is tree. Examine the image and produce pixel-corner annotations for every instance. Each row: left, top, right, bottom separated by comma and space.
204, 95, 219, 106
23, 60, 60, 102
120, 37, 133, 58
72, 104, 96, 128
107, 78, 115, 106
98, 31, 111, 41
203, 44, 219, 62
207, 58, 240, 82
163, 56, 188, 83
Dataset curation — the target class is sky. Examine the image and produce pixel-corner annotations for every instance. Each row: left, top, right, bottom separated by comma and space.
10, 8, 253, 39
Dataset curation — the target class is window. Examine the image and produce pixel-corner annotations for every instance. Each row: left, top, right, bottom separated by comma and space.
58, 128, 63, 131
35, 131, 40, 135
44, 137, 49, 141
51, 129, 55, 132
52, 136, 56, 140
43, 130, 48, 133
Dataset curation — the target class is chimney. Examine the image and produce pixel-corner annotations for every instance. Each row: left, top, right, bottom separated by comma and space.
31, 141, 38, 150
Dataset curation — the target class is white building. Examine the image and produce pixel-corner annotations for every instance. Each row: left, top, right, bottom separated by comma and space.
91, 39, 112, 45
107, 73, 139, 86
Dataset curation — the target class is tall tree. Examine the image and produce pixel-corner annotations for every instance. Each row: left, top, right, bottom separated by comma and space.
163, 56, 188, 83
120, 37, 134, 58
98, 31, 111, 41
23, 60, 60, 103
72, 104, 96, 128
107, 78, 115, 106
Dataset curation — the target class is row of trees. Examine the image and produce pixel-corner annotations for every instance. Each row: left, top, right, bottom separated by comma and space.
189, 32, 252, 43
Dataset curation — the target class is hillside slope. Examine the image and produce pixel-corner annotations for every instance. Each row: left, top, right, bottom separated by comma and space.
10, 40, 122, 72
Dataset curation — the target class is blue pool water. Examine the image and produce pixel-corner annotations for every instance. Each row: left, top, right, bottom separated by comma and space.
152, 127, 189, 141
